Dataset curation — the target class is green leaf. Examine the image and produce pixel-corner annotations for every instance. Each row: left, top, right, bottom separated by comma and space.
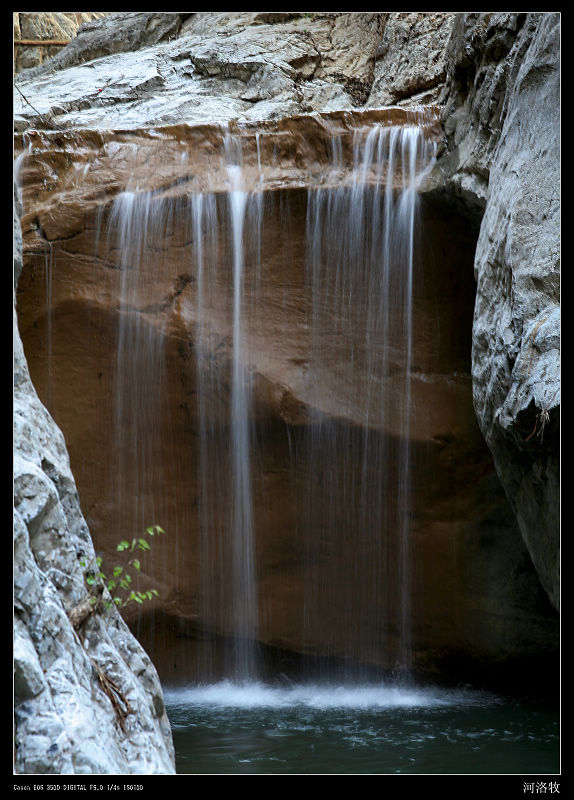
146, 524, 164, 536
81, 525, 165, 615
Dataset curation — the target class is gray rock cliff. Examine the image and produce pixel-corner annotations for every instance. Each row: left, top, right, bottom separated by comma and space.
429, 12, 560, 610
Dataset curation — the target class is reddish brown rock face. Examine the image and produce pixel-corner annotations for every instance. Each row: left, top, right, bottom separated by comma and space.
15, 108, 558, 688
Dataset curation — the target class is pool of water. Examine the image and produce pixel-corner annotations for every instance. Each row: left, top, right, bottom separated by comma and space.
164, 681, 560, 775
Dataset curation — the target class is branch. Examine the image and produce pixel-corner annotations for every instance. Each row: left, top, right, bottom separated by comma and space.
91, 659, 133, 732
15, 39, 70, 47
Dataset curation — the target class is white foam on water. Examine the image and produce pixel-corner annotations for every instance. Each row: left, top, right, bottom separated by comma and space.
163, 680, 495, 711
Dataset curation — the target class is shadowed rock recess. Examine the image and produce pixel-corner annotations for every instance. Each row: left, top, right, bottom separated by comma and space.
14, 11, 559, 772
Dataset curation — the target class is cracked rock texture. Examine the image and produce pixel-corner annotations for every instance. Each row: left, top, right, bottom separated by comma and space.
13, 12, 389, 130
367, 13, 456, 107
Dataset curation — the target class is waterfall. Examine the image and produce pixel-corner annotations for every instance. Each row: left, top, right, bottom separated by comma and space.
186, 129, 266, 681
225, 135, 259, 681
302, 122, 435, 677
87, 111, 436, 685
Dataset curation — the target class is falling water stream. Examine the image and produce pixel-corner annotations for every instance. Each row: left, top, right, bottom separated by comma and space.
226, 143, 259, 681
164, 118, 434, 682
301, 124, 430, 673
105, 187, 171, 551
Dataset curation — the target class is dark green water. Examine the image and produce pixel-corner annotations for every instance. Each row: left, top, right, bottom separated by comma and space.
164, 681, 559, 775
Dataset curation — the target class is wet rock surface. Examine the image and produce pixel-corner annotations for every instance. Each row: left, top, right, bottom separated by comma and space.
15, 112, 558, 688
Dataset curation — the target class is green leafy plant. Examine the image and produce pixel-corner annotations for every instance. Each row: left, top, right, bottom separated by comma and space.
80, 525, 165, 610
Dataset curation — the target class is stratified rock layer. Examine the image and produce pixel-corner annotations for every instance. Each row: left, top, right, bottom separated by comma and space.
13, 12, 387, 131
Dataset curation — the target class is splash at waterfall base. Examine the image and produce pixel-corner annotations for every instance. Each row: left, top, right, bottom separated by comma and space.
15, 107, 558, 695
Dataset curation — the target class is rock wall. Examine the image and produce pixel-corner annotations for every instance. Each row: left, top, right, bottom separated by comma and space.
18, 106, 557, 688
428, 12, 560, 610
367, 13, 456, 107
14, 188, 175, 773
